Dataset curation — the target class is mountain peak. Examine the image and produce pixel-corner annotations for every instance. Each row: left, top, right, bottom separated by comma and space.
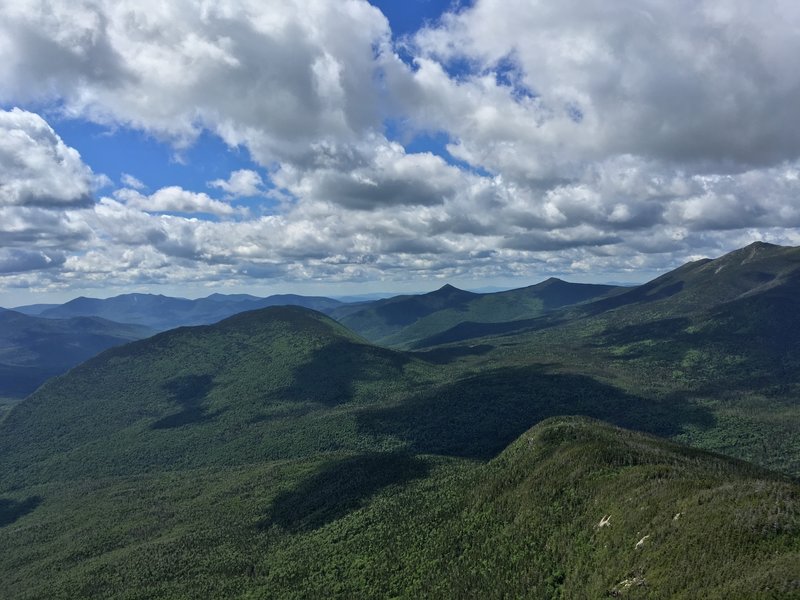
430, 283, 481, 300
744, 240, 780, 250
710, 240, 790, 269
538, 277, 566, 286
720, 240, 783, 259
428, 283, 473, 297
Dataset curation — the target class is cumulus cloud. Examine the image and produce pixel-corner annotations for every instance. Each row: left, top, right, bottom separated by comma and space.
116, 186, 236, 216
0, 0, 391, 161
0, 107, 96, 208
120, 173, 146, 190
208, 169, 264, 197
272, 138, 469, 210
404, 0, 800, 173
1, 0, 800, 298
0, 205, 92, 248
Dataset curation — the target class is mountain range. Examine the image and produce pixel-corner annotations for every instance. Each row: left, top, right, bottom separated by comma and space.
329, 278, 621, 347
1, 242, 799, 598
0, 293, 347, 398
0, 280, 626, 399
407, 242, 800, 474
16, 292, 344, 330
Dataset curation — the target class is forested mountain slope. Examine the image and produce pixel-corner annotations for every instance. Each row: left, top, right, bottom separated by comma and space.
0, 307, 434, 487
411, 242, 800, 475
0, 417, 796, 599
331, 279, 619, 347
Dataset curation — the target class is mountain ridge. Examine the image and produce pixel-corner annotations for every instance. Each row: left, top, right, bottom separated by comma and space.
330, 278, 621, 347
35, 291, 344, 331
406, 241, 800, 475
1, 415, 797, 599
0, 309, 154, 399
0, 305, 431, 486
413, 241, 800, 348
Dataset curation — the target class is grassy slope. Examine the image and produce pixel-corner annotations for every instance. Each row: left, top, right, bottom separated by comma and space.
1, 418, 796, 599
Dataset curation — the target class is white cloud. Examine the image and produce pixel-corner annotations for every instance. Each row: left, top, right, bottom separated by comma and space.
271, 137, 469, 210
208, 169, 264, 197
0, 0, 392, 162
121, 173, 146, 190
404, 0, 800, 174
115, 186, 236, 216
0, 107, 96, 207
0, 205, 92, 248
2, 1, 800, 299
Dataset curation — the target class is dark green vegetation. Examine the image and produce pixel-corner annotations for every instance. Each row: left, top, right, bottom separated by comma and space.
330, 278, 619, 347
1, 293, 346, 400
0, 396, 20, 423
0, 310, 153, 398
1, 417, 797, 598
0, 307, 438, 488
32, 292, 343, 331
2, 242, 800, 598
412, 241, 800, 476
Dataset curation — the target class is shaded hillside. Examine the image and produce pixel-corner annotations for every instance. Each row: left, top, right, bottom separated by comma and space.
333, 279, 619, 347
0, 310, 153, 398
11, 303, 59, 316
0, 306, 438, 487
411, 242, 800, 474
37, 292, 343, 331
0, 304, 714, 488
581, 241, 800, 317
0, 418, 796, 598
329, 284, 480, 342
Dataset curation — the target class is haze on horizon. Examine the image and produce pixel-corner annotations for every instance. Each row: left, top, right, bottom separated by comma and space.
2, 0, 800, 306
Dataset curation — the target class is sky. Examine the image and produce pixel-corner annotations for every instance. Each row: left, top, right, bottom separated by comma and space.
2, 0, 800, 305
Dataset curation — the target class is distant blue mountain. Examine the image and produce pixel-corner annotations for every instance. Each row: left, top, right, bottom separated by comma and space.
0, 310, 153, 398
328, 279, 621, 347
11, 303, 61, 316
332, 292, 404, 303
36, 292, 343, 331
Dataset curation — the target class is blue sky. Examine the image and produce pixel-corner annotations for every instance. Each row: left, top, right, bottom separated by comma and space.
1, 0, 799, 305
53, 119, 257, 195
370, 0, 460, 36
